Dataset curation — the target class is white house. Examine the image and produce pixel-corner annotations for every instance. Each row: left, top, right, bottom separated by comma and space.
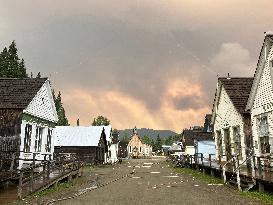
211, 77, 253, 163
0, 78, 58, 170
246, 33, 273, 157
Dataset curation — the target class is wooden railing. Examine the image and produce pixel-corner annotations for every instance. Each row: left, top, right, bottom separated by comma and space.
16, 153, 82, 199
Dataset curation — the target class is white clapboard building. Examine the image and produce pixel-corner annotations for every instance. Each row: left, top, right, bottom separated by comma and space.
246, 33, 273, 157
212, 77, 253, 163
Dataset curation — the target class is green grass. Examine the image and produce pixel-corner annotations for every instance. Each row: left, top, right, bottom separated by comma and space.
168, 162, 273, 204
34, 180, 75, 197
240, 191, 273, 204
174, 166, 223, 184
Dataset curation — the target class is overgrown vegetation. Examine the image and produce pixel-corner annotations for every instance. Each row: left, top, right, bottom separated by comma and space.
240, 191, 273, 204
171, 162, 273, 204
174, 166, 223, 184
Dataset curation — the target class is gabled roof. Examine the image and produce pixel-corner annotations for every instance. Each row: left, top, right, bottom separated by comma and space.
0, 78, 47, 109
55, 126, 111, 147
182, 130, 213, 146
246, 33, 273, 110
219, 77, 254, 113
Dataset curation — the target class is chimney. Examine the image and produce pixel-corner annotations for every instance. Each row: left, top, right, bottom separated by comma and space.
77, 119, 80, 126
227, 73, 231, 80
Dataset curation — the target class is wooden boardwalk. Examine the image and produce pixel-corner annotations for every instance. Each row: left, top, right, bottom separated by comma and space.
0, 156, 82, 200
179, 153, 273, 191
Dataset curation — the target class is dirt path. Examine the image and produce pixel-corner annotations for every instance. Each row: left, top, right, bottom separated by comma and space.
51, 158, 265, 205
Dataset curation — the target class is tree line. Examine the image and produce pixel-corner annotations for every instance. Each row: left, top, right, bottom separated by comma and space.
0, 41, 69, 126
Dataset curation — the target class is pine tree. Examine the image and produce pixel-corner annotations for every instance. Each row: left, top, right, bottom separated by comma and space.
54, 91, 69, 126
0, 41, 28, 78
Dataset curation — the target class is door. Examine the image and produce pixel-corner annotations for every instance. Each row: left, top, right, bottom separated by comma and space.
224, 128, 232, 161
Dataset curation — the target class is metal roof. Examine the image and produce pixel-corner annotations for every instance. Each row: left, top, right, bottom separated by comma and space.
55, 126, 112, 147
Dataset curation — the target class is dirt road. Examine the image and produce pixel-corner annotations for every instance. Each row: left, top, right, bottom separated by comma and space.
52, 158, 264, 205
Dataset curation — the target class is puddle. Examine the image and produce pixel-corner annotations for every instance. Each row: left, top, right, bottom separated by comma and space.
150, 172, 160, 174
128, 166, 132, 168
194, 184, 199, 187
142, 166, 151, 168
132, 176, 141, 179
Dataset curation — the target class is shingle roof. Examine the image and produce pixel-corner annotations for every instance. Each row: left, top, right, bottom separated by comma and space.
219, 78, 254, 113
182, 130, 213, 146
0, 78, 47, 109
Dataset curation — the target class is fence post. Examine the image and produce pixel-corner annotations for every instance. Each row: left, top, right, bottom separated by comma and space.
18, 171, 23, 199
257, 157, 262, 179
236, 155, 242, 191
9, 153, 16, 171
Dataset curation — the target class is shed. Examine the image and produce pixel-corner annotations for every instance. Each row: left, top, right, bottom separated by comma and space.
54, 126, 110, 164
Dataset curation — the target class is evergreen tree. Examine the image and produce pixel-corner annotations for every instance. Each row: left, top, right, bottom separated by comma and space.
112, 129, 119, 144
0, 41, 28, 78
55, 91, 69, 126
154, 134, 162, 151
142, 135, 151, 145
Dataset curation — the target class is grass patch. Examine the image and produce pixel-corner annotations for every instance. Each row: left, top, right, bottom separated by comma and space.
240, 191, 273, 204
174, 167, 223, 184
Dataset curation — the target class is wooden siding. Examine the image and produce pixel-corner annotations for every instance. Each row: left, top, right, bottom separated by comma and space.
24, 81, 58, 123
251, 44, 273, 156
213, 86, 247, 162
0, 109, 22, 170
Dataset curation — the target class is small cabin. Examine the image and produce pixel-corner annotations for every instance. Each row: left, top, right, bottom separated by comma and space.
54, 126, 110, 164
0, 78, 58, 171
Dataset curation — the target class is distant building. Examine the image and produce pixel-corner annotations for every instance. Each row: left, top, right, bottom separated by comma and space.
55, 126, 112, 164
118, 141, 128, 158
127, 127, 152, 158
181, 129, 213, 155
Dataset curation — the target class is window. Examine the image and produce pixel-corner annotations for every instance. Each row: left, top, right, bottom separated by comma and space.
260, 136, 270, 154
34, 127, 43, 152
259, 116, 269, 136
258, 116, 271, 154
46, 129, 52, 152
140, 147, 142, 153
233, 126, 242, 157
216, 130, 223, 156
24, 124, 32, 152
129, 146, 132, 153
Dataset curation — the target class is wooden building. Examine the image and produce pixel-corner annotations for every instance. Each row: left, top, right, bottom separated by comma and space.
246, 33, 273, 157
211, 77, 253, 163
127, 127, 152, 158
181, 128, 213, 155
54, 126, 110, 164
0, 78, 58, 171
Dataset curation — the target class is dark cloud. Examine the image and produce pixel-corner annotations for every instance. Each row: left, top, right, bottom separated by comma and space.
0, 0, 272, 129
173, 96, 206, 110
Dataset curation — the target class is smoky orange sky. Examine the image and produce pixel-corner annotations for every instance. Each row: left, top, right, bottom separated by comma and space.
1, 0, 272, 132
